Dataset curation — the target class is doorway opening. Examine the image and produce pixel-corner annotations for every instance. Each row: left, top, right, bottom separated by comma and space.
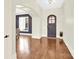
47, 15, 56, 37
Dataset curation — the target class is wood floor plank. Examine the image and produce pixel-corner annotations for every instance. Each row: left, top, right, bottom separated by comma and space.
16, 35, 73, 59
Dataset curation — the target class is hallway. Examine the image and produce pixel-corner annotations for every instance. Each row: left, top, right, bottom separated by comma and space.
16, 35, 73, 59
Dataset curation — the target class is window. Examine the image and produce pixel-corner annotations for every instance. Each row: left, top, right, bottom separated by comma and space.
48, 15, 56, 24
19, 16, 29, 32
16, 14, 32, 33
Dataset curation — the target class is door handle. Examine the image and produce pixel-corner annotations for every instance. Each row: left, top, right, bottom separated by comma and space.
4, 35, 9, 38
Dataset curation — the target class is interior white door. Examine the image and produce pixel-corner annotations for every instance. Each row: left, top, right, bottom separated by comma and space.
4, 0, 16, 59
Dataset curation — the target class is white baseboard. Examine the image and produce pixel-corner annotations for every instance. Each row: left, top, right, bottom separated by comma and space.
64, 39, 74, 57
20, 33, 32, 35
41, 35, 47, 37
32, 36, 41, 39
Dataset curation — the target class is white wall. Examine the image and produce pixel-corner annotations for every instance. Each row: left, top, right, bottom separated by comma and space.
63, 0, 74, 57
32, 16, 41, 39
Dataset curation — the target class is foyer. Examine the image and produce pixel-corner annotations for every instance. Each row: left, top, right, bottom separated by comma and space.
16, 0, 74, 59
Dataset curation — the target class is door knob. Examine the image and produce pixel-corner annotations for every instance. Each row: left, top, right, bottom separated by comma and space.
4, 35, 9, 38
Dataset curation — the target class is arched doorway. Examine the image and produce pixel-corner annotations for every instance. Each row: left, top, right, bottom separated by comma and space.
47, 15, 56, 37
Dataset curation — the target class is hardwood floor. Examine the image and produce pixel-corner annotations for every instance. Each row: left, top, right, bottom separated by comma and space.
16, 35, 73, 59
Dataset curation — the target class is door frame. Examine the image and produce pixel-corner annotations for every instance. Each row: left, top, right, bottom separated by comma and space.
4, 0, 16, 59
47, 14, 56, 37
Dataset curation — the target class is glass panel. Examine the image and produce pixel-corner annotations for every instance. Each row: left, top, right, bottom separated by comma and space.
25, 16, 29, 31
52, 17, 55, 19
49, 16, 55, 24
19, 16, 29, 32
51, 19, 55, 23
49, 19, 52, 23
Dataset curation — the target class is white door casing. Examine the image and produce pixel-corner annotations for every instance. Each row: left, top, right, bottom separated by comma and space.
4, 0, 16, 59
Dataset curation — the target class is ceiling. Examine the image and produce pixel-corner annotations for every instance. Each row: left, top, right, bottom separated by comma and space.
16, 0, 74, 21
16, 0, 65, 17
16, 0, 64, 10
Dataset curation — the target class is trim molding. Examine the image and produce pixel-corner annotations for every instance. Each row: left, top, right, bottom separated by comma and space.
41, 36, 60, 40
32, 36, 41, 39
63, 39, 74, 57
12, 53, 16, 59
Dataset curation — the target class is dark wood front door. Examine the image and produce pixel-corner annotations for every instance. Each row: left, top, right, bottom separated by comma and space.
47, 15, 56, 37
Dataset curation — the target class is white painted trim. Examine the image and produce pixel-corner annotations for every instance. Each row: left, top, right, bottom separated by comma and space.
20, 33, 32, 35
12, 53, 16, 59
32, 36, 41, 39
41, 35, 47, 37
64, 39, 74, 57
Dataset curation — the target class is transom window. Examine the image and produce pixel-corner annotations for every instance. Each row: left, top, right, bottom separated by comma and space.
48, 15, 56, 24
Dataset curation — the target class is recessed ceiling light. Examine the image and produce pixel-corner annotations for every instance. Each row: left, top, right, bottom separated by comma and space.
16, 5, 24, 8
